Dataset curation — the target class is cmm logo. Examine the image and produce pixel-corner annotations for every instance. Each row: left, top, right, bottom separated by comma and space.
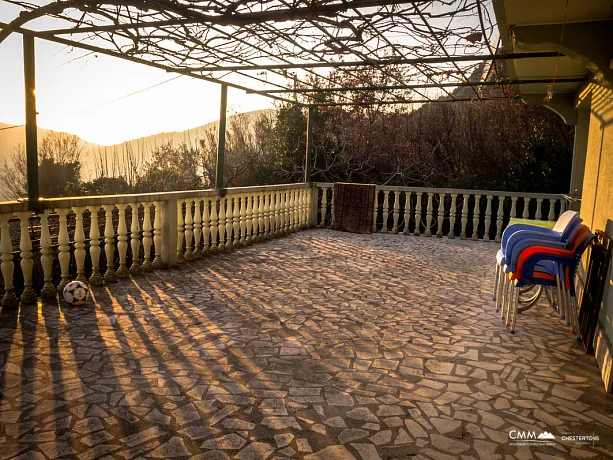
509, 430, 556, 442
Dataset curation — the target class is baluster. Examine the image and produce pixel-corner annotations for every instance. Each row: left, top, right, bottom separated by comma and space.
116, 203, 130, 277
152, 201, 165, 269
238, 194, 246, 246
263, 192, 270, 239
483, 195, 493, 242
306, 188, 312, 228
202, 199, 211, 255
460, 195, 469, 240
226, 195, 234, 250
251, 194, 259, 243
255, 193, 263, 241
275, 191, 281, 234
233, 195, 240, 248
252, 193, 259, 241
129, 203, 142, 274
176, 200, 185, 262
413, 192, 423, 236
297, 190, 304, 229
210, 197, 220, 253
141, 203, 153, 272
273, 191, 280, 235
373, 190, 379, 233
269, 192, 276, 235
57, 208, 71, 291
16, 211, 36, 303
436, 193, 446, 238
287, 190, 293, 232
283, 190, 290, 232
0, 213, 18, 308
256, 193, 263, 238
522, 197, 530, 219
273, 191, 281, 235
535, 198, 543, 220
278, 190, 285, 234
288, 190, 295, 232
244, 194, 252, 245
382, 191, 390, 233
218, 196, 226, 251
392, 191, 400, 234
510, 196, 518, 219
424, 192, 434, 237
72, 207, 87, 282
293, 190, 300, 232
193, 199, 202, 257
184, 199, 194, 260
319, 187, 328, 228
280, 190, 287, 234
548, 198, 556, 221
40, 211, 57, 297
471, 195, 481, 241
402, 191, 412, 235
495, 196, 506, 242
448, 193, 458, 239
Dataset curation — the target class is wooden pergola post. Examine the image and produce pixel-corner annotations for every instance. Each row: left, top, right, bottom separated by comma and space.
23, 34, 38, 204
215, 83, 228, 190
304, 105, 314, 183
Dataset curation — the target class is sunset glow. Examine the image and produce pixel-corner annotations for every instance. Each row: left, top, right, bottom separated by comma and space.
0, 29, 273, 146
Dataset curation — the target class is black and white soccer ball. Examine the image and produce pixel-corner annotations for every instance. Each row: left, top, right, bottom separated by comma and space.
63, 281, 89, 305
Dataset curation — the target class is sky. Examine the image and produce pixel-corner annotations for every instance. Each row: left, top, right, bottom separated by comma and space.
0, 7, 274, 146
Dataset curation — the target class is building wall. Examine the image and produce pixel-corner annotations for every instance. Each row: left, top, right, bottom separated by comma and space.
580, 83, 613, 390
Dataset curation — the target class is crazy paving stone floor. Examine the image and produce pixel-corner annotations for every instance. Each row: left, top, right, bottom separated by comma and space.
1, 229, 613, 460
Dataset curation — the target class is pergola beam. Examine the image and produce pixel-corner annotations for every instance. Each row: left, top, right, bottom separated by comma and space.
251, 77, 588, 95
33, 0, 424, 36
191, 52, 562, 73
313, 96, 520, 107
0, 22, 307, 107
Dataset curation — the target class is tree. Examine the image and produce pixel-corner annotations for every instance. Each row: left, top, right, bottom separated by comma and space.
0, 131, 84, 199
136, 142, 203, 192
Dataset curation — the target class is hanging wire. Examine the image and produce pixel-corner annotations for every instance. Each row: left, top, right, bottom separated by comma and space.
0, 124, 24, 131
544, 0, 570, 102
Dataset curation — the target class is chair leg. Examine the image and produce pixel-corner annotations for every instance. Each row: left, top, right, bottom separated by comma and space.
496, 270, 505, 313
501, 277, 510, 322
510, 285, 519, 334
555, 274, 565, 321
493, 264, 500, 302
506, 285, 514, 328
564, 287, 572, 327
571, 296, 581, 341
564, 287, 574, 332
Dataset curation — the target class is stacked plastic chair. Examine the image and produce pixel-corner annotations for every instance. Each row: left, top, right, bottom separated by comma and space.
493, 211, 594, 334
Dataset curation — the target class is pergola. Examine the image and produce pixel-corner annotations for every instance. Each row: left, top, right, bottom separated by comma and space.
0, 0, 576, 204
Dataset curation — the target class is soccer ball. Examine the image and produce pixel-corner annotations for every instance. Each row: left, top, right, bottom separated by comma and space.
63, 281, 89, 305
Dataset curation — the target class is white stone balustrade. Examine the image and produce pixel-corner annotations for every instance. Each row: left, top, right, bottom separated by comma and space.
314, 183, 566, 243
0, 183, 564, 308
0, 183, 311, 308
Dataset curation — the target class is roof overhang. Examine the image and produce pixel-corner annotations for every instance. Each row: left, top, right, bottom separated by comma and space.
493, 0, 613, 123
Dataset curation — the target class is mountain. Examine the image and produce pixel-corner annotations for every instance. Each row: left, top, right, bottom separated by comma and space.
0, 122, 100, 169
0, 109, 274, 183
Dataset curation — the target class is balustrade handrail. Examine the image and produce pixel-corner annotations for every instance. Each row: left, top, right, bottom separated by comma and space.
0, 182, 311, 213
312, 182, 566, 201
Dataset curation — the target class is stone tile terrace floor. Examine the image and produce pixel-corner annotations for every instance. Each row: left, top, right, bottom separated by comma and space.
1, 229, 613, 460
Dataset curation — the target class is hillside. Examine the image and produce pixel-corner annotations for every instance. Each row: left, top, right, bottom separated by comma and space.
0, 109, 274, 182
